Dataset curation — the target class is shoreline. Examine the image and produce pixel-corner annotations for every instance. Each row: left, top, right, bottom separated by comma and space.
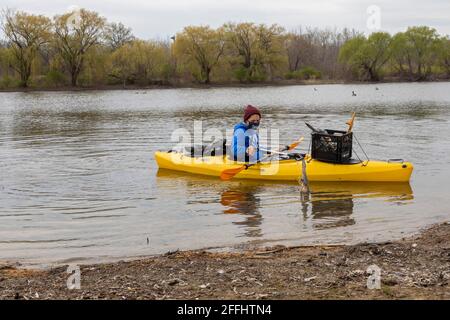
1, 221, 448, 300
1, 79, 449, 93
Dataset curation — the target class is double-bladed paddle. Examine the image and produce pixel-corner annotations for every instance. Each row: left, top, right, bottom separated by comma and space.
220, 137, 304, 181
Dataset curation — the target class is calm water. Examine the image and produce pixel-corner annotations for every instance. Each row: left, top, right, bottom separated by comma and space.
1, 82, 450, 267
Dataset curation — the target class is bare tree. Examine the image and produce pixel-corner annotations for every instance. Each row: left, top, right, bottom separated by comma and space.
285, 26, 361, 79
285, 27, 315, 72
103, 22, 134, 50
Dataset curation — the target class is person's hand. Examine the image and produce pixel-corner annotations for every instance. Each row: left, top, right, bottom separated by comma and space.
246, 146, 256, 156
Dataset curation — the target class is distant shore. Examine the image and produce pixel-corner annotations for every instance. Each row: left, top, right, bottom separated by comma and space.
1, 79, 449, 94
1, 221, 449, 300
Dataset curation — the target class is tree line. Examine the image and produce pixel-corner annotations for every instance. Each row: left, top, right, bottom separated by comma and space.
339, 27, 450, 81
0, 8, 449, 89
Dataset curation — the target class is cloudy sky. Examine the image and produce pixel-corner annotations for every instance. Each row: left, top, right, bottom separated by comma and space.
1, 0, 449, 39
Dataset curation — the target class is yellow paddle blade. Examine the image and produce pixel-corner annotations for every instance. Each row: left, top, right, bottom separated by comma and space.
220, 166, 246, 180
287, 136, 304, 150
346, 112, 356, 133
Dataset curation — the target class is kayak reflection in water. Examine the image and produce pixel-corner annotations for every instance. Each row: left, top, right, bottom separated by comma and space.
311, 197, 356, 230
220, 187, 262, 238
230, 105, 266, 163
300, 182, 414, 230
299, 189, 355, 230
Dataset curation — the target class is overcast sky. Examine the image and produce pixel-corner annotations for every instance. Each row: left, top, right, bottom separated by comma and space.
1, 0, 449, 39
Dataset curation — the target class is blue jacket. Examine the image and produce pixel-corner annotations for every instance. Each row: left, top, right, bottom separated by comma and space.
230, 122, 264, 163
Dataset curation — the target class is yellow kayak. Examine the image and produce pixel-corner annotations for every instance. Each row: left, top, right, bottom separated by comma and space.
155, 151, 413, 182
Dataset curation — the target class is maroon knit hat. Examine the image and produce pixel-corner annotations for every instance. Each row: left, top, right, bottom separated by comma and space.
243, 105, 261, 122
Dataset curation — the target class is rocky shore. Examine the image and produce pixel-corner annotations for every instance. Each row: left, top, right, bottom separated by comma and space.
1, 222, 449, 300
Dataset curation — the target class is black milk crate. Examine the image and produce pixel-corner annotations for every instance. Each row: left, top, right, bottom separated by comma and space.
311, 129, 353, 163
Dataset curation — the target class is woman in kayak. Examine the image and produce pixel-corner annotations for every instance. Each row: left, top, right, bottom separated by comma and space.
231, 105, 265, 163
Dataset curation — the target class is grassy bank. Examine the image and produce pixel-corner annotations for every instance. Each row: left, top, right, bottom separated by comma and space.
1, 222, 449, 300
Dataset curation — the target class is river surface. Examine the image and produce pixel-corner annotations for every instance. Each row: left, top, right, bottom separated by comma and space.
1, 82, 449, 267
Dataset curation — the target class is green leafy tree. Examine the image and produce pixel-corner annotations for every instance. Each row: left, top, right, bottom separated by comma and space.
173, 26, 225, 84
53, 8, 106, 86
109, 39, 168, 86
390, 32, 410, 77
438, 37, 450, 77
0, 46, 13, 87
78, 44, 110, 86
1, 10, 52, 87
224, 23, 286, 82
108, 41, 134, 86
391, 26, 441, 80
339, 32, 392, 81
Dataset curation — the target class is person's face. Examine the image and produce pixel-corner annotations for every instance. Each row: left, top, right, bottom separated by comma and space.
246, 114, 261, 124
